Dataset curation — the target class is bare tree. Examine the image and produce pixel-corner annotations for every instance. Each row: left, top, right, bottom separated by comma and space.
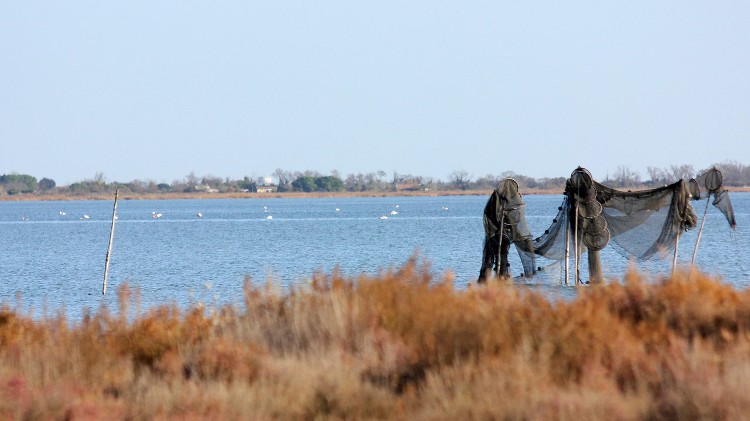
669, 164, 695, 181
474, 174, 500, 190
647, 166, 668, 185
185, 171, 199, 186
92, 172, 106, 185
714, 161, 750, 186
612, 166, 641, 187
273, 168, 293, 191
448, 170, 472, 190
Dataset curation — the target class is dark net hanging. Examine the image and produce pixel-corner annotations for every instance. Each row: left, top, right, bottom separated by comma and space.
480, 167, 717, 283
690, 167, 737, 230
478, 178, 536, 282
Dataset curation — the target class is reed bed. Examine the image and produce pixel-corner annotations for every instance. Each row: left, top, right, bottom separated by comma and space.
2, 260, 750, 420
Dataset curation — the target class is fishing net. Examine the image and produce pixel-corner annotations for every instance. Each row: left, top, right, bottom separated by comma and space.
592, 177, 697, 259
478, 178, 536, 281
482, 167, 703, 283
690, 167, 736, 229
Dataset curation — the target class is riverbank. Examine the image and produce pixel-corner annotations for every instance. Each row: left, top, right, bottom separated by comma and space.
0, 189, 501, 202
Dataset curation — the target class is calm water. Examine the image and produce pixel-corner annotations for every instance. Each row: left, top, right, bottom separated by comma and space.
1, 193, 748, 320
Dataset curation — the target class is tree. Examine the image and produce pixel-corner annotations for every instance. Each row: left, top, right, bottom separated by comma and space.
238, 177, 257, 192
0, 173, 38, 194
38, 177, 56, 191
362, 172, 387, 191
646, 166, 668, 185
315, 176, 344, 192
345, 173, 366, 192
713, 161, 750, 186
291, 176, 317, 192
92, 172, 106, 185
448, 170, 471, 190
474, 174, 500, 190
201, 175, 223, 188
185, 172, 199, 187
668, 164, 694, 182
612, 166, 641, 187
274, 169, 293, 192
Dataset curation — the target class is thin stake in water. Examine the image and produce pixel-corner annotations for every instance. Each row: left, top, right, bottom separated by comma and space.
496, 208, 505, 278
691, 197, 711, 266
564, 202, 570, 286
102, 189, 119, 295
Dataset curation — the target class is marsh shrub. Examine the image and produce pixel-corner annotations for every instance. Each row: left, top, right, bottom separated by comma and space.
2, 263, 750, 419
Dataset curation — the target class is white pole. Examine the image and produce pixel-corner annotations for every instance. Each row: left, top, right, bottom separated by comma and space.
691, 197, 711, 266
102, 189, 119, 295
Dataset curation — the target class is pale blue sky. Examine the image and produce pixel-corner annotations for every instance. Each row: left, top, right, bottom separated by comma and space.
2, 2, 748, 185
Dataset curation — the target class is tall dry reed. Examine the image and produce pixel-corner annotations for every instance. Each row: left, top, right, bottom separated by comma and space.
2, 260, 750, 420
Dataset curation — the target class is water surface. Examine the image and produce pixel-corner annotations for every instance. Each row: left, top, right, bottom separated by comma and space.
1, 193, 747, 320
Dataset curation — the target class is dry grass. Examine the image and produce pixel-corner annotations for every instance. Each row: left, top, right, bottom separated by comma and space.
2, 260, 750, 420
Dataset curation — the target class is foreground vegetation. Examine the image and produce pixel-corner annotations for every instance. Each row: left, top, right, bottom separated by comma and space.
2, 262, 750, 419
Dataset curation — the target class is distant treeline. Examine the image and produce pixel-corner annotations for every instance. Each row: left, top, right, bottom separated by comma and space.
2, 161, 749, 196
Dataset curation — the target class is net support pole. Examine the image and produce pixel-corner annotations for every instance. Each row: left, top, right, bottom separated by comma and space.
564, 209, 570, 286
496, 209, 505, 278
588, 249, 604, 284
672, 221, 680, 275
574, 201, 579, 285
691, 196, 711, 267
102, 189, 119, 295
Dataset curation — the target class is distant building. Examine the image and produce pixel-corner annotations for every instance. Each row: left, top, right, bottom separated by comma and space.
257, 185, 277, 193
194, 184, 219, 193
255, 176, 276, 193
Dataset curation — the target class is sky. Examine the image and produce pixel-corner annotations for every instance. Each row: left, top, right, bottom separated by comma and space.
1, 2, 748, 186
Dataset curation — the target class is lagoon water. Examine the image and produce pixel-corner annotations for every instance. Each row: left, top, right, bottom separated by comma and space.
1, 193, 748, 320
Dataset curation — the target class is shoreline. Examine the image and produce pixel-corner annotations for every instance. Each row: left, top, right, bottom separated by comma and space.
0, 189, 545, 202
2, 186, 749, 202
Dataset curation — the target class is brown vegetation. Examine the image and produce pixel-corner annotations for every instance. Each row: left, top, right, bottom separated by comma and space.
2, 261, 750, 419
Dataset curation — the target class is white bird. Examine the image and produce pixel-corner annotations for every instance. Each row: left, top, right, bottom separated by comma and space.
81, 215, 90, 220
390, 210, 398, 215
335, 208, 340, 212
58, 211, 66, 216
266, 215, 273, 220
197, 212, 203, 218
263, 206, 269, 213
379, 215, 388, 220
152, 212, 162, 219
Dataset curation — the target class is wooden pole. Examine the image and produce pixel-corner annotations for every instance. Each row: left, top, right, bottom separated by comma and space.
588, 249, 604, 284
564, 203, 570, 286
574, 202, 579, 285
691, 196, 711, 266
496, 210, 505, 278
672, 221, 680, 275
102, 189, 119, 295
